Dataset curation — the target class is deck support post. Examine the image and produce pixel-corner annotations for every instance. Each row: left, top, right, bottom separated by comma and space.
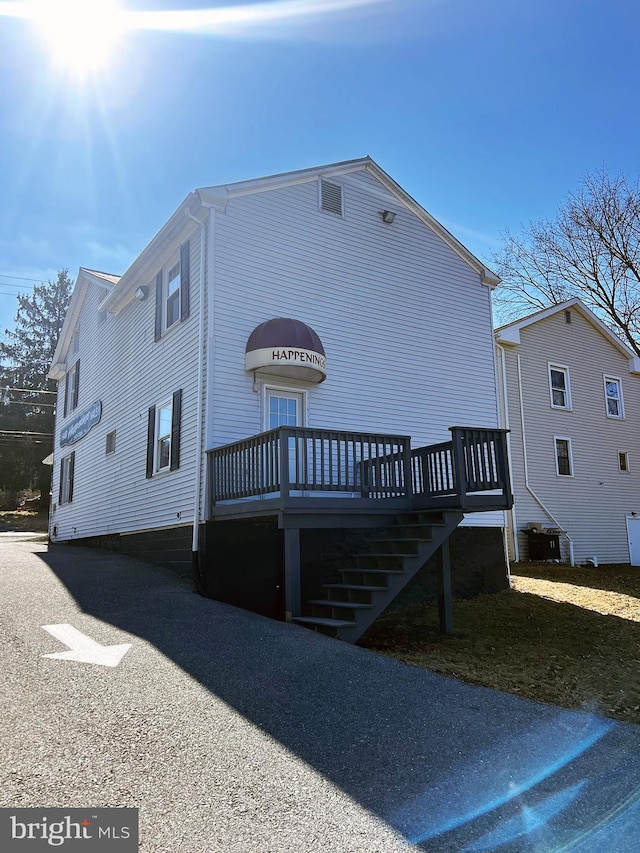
284, 527, 301, 622
437, 537, 454, 635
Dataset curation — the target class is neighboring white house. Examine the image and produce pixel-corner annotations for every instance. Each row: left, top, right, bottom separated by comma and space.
496, 298, 640, 566
48, 157, 512, 638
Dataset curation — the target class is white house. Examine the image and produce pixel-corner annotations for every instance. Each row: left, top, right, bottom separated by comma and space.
496, 298, 640, 566
48, 157, 512, 641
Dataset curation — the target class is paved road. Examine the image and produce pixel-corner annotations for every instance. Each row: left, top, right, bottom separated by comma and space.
2, 534, 640, 852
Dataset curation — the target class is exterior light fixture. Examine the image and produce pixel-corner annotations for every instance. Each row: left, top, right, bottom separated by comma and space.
380, 210, 396, 224
135, 286, 148, 301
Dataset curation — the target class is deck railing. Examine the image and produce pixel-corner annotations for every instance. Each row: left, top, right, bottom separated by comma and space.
207, 426, 512, 512
209, 427, 412, 503
411, 427, 512, 510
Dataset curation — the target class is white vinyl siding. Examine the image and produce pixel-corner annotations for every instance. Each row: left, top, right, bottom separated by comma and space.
50, 230, 202, 540
51, 167, 502, 541
498, 307, 640, 564
209, 168, 501, 528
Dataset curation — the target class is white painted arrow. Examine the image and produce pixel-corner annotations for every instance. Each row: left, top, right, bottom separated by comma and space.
41, 624, 132, 667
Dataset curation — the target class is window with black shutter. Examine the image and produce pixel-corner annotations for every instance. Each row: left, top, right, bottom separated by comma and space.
64, 361, 80, 417
152, 239, 191, 340
146, 390, 182, 475
59, 452, 75, 504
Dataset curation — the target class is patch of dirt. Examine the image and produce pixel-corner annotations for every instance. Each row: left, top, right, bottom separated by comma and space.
359, 562, 640, 726
0, 510, 50, 533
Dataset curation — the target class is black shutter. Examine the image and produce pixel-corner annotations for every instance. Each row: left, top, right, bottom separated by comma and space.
58, 459, 64, 503
146, 406, 156, 478
68, 452, 75, 503
180, 241, 190, 321
170, 389, 182, 471
154, 271, 163, 341
73, 360, 80, 409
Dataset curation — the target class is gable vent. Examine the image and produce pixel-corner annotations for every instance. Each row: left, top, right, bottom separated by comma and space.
320, 179, 343, 217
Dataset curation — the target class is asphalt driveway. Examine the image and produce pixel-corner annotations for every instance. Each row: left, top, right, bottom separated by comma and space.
2, 534, 640, 851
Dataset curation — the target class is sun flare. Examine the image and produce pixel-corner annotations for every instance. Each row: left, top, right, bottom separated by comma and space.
26, 0, 125, 77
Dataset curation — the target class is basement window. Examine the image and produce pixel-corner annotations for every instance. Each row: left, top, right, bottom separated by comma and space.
319, 178, 343, 217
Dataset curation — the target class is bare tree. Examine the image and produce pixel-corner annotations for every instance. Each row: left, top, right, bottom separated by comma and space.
494, 170, 640, 357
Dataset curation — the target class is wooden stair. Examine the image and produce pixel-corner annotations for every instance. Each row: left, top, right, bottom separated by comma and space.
293, 510, 463, 643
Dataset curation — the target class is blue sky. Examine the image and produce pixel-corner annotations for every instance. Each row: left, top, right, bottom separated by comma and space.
1, 0, 639, 334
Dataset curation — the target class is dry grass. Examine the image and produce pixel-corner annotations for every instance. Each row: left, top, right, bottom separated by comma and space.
360, 562, 640, 726
0, 510, 49, 533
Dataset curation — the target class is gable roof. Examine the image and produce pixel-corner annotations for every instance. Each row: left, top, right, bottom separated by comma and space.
101, 156, 499, 316
495, 297, 640, 374
50, 158, 500, 373
196, 156, 500, 285
48, 267, 119, 379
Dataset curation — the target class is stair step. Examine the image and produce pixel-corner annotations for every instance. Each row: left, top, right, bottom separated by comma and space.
360, 551, 413, 557
323, 583, 388, 592
293, 616, 356, 628
395, 513, 446, 526
337, 567, 403, 575
381, 525, 434, 539
308, 599, 373, 609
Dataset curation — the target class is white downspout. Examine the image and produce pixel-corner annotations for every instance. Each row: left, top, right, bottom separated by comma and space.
516, 353, 575, 565
185, 206, 209, 566
497, 344, 519, 563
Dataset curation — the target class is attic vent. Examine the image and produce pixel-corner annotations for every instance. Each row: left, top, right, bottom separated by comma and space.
565, 310, 572, 324
320, 179, 343, 217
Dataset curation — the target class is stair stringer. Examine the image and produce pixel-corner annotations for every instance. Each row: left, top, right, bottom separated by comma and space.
294, 510, 464, 643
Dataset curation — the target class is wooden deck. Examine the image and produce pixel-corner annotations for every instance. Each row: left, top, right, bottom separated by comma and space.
201, 425, 513, 636
206, 425, 513, 523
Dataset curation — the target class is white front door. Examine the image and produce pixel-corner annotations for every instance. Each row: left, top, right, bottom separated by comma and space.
265, 389, 305, 489
626, 517, 640, 566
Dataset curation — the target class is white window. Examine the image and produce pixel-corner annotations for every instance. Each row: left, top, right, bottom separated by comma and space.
166, 262, 181, 328
59, 452, 75, 504
64, 360, 80, 416
549, 364, 571, 409
604, 376, 624, 418
156, 401, 172, 471
146, 390, 182, 477
154, 241, 190, 341
619, 451, 629, 473
105, 430, 116, 455
554, 436, 573, 477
